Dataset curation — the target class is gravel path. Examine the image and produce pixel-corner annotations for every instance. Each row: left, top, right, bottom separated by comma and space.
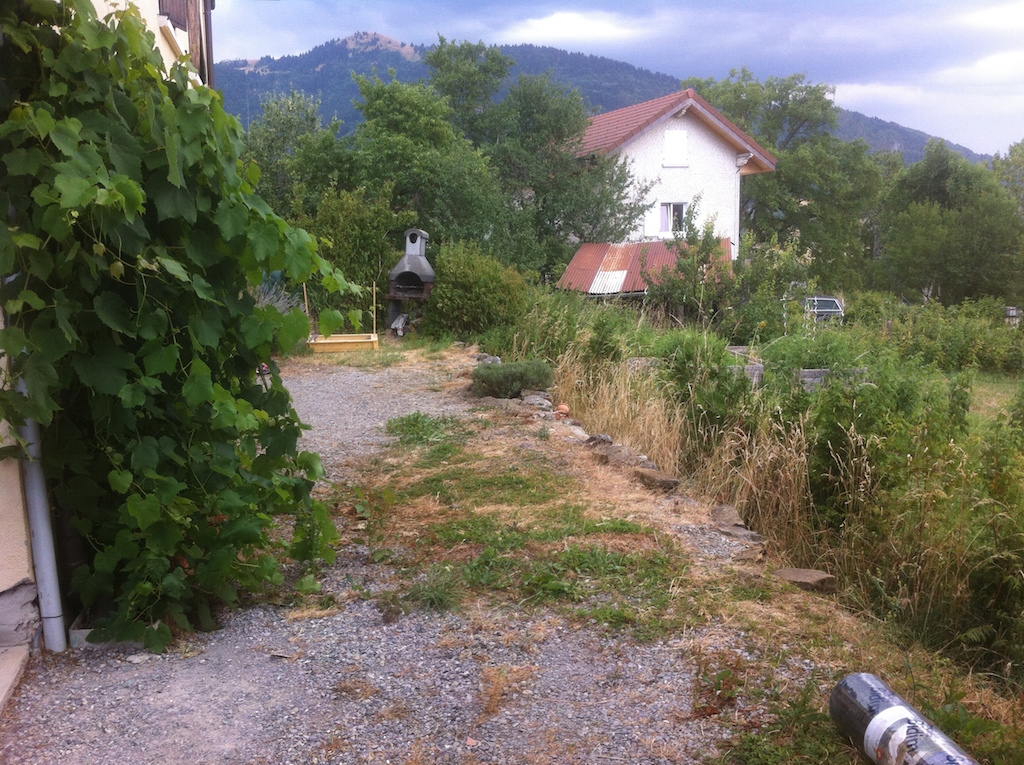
0, 351, 790, 765
284, 357, 477, 482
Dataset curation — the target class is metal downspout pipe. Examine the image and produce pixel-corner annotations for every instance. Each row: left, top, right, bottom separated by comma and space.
16, 382, 66, 652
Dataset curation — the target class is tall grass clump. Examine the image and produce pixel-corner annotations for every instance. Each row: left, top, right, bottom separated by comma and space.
480, 289, 654, 365
651, 330, 751, 469
554, 349, 687, 475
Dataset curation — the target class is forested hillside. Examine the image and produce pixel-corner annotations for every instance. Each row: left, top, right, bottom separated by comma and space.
215, 34, 989, 163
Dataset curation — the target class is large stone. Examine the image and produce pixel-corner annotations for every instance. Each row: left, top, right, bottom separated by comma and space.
718, 526, 765, 544
592, 443, 639, 467
521, 394, 553, 411
774, 567, 836, 594
633, 468, 679, 492
710, 503, 743, 527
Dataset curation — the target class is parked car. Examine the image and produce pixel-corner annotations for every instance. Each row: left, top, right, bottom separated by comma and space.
804, 295, 844, 321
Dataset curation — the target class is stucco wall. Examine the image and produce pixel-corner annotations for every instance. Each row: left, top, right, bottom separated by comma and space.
1, 307, 36, 647
619, 111, 742, 252
0, 424, 31, 596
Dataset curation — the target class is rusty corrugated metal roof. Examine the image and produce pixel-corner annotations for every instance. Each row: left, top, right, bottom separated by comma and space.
580, 89, 776, 175
557, 239, 734, 296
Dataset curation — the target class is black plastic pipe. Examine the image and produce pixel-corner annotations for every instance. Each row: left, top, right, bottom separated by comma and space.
829, 673, 979, 765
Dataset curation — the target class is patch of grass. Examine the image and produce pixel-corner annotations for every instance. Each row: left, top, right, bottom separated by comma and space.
368, 401, 693, 641
717, 678, 859, 765
971, 372, 1020, 424
462, 548, 520, 589
430, 514, 528, 551
385, 412, 469, 468
521, 560, 580, 602
333, 347, 405, 369
403, 564, 462, 611
399, 462, 562, 507
532, 504, 650, 540
386, 412, 463, 446
577, 603, 638, 628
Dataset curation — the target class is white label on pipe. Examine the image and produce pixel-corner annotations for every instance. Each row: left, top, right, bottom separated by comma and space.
863, 704, 973, 764
864, 705, 914, 764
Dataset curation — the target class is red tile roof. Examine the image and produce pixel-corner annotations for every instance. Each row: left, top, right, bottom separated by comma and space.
557, 238, 733, 296
581, 88, 776, 175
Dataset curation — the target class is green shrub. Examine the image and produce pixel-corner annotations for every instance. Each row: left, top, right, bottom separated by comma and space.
472, 359, 554, 398
652, 329, 750, 440
422, 241, 529, 338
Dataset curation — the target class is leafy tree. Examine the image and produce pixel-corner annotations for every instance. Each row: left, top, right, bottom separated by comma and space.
685, 69, 882, 290
686, 68, 836, 152
298, 185, 415, 328
642, 198, 733, 327
351, 72, 502, 242
244, 90, 352, 219
485, 74, 652, 276
424, 40, 652, 277
879, 141, 1024, 304
425, 35, 513, 145
0, 0, 352, 648
728, 235, 810, 343
992, 138, 1024, 216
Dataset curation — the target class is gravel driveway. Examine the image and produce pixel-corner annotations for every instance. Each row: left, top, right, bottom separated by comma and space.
0, 349, 787, 765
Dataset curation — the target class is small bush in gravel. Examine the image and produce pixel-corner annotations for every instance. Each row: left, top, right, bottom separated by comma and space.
403, 564, 462, 611
472, 359, 554, 398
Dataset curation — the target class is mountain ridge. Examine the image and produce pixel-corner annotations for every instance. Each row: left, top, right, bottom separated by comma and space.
216, 34, 990, 165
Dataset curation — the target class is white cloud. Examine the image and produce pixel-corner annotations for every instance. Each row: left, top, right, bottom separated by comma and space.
935, 50, 1024, 87
957, 1, 1024, 31
495, 11, 650, 45
834, 80, 1023, 155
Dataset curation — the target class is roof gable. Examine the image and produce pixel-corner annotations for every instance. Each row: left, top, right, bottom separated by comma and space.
581, 89, 776, 175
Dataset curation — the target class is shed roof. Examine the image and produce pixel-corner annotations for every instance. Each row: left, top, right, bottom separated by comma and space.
556, 238, 733, 296
581, 89, 776, 175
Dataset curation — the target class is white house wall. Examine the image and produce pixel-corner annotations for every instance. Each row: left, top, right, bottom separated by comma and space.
618, 111, 742, 253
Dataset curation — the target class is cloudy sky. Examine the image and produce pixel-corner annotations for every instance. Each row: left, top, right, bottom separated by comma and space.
212, 0, 1024, 156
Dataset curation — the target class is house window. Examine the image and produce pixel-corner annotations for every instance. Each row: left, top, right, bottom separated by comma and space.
660, 203, 687, 233
663, 129, 688, 167
159, 0, 189, 30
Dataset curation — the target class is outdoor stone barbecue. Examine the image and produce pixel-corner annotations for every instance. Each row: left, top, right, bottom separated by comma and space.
387, 228, 435, 327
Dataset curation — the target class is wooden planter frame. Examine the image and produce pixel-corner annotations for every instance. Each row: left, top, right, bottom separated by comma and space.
304, 284, 379, 353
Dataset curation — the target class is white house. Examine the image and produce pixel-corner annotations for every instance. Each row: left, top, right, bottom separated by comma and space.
559, 89, 775, 296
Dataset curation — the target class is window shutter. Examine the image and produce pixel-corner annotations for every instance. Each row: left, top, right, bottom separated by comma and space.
663, 130, 688, 167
